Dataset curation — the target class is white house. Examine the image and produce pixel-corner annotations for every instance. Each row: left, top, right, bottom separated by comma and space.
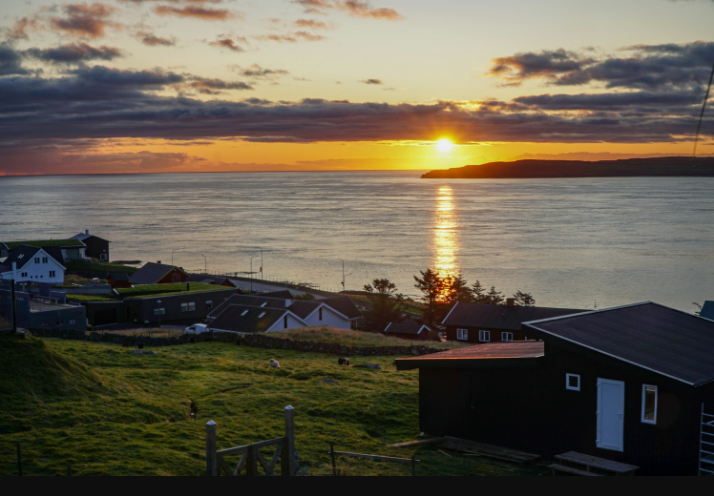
0, 245, 65, 284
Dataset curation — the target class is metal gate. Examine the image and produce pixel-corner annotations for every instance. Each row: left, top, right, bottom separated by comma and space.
700, 404, 714, 476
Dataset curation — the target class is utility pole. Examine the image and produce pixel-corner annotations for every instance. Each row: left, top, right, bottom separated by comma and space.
201, 254, 207, 274
11, 279, 17, 333
342, 260, 346, 292
250, 257, 255, 293
260, 250, 264, 280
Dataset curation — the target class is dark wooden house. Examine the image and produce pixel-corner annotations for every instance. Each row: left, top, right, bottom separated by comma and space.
442, 301, 586, 344
384, 320, 431, 341
129, 262, 189, 285
108, 273, 131, 289
71, 230, 111, 261
397, 303, 714, 476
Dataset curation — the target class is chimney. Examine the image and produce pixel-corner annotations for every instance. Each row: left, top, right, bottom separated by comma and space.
157, 261, 162, 264
85, 229, 89, 236
12, 262, 17, 281
507, 298, 516, 307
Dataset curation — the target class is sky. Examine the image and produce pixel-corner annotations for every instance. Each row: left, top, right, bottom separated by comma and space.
1, 0, 714, 175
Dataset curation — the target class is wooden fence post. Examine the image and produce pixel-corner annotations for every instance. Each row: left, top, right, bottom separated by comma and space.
284, 406, 296, 477
246, 445, 258, 477
412, 454, 418, 477
206, 420, 217, 477
16, 442, 22, 477
330, 443, 337, 477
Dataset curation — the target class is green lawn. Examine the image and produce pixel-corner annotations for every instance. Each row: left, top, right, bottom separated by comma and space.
0, 336, 544, 476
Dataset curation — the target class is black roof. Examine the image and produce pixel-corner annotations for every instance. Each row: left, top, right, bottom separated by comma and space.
701, 302, 714, 321
443, 302, 586, 331
262, 290, 297, 299
396, 342, 545, 370
385, 320, 430, 336
209, 305, 300, 334
208, 294, 289, 319
110, 273, 130, 282
187, 274, 235, 287
208, 294, 358, 322
525, 302, 714, 387
130, 262, 185, 285
0, 245, 64, 271
289, 300, 322, 319
320, 296, 361, 320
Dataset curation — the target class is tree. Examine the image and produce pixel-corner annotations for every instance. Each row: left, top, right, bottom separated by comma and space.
362, 279, 405, 333
471, 280, 489, 304
486, 286, 504, 305
513, 291, 536, 307
694, 302, 703, 316
414, 269, 449, 329
444, 274, 474, 304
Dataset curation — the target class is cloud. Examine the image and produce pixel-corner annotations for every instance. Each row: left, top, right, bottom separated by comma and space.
209, 37, 247, 52
0, 43, 31, 76
238, 64, 290, 79
137, 32, 177, 47
188, 78, 253, 94
361, 79, 383, 85
489, 42, 714, 90
259, 31, 326, 43
26, 43, 123, 64
154, 5, 238, 20
6, 17, 39, 40
295, 19, 330, 29
50, 3, 117, 38
291, 0, 404, 20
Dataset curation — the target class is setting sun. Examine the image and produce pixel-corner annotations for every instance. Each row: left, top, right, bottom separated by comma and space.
437, 139, 454, 153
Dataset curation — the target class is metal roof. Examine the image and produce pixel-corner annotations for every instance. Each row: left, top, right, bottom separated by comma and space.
396, 342, 545, 370
0, 245, 65, 272
701, 301, 714, 321
525, 302, 714, 387
129, 262, 186, 285
110, 273, 130, 282
208, 294, 289, 320
71, 231, 111, 243
443, 302, 587, 331
209, 305, 305, 334
320, 296, 361, 320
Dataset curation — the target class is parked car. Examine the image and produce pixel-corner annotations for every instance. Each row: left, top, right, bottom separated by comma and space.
185, 324, 210, 334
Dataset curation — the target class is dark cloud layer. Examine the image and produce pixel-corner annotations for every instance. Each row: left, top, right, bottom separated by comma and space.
0, 43, 30, 76
26, 43, 123, 64
489, 42, 714, 90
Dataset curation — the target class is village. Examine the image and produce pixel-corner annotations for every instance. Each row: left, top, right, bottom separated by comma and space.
1, 232, 714, 476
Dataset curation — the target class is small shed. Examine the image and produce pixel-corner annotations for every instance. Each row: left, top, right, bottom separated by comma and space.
129, 262, 189, 285
397, 302, 714, 476
442, 301, 585, 344
71, 230, 111, 261
108, 273, 131, 289
384, 320, 431, 341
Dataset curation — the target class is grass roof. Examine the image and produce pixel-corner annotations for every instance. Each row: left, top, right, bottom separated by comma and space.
4, 239, 84, 249
66, 294, 120, 303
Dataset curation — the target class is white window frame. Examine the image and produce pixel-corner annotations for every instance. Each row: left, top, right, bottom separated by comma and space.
479, 330, 491, 343
154, 308, 165, 316
566, 374, 581, 391
188, 302, 196, 312
456, 329, 469, 341
206, 300, 213, 310
641, 385, 658, 425
49, 271, 56, 278
501, 332, 514, 342
181, 303, 189, 313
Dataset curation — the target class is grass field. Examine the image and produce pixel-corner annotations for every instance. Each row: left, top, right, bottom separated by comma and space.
276, 327, 465, 350
0, 335, 545, 476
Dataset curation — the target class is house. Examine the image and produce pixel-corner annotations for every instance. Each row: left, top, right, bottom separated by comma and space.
187, 274, 237, 288
384, 319, 432, 341
108, 273, 132, 289
207, 294, 361, 331
13, 291, 87, 332
71, 230, 110, 261
210, 305, 308, 334
442, 301, 586, 344
701, 301, 714, 321
1, 239, 86, 261
0, 245, 66, 284
397, 302, 714, 476
129, 262, 189, 285
123, 287, 237, 325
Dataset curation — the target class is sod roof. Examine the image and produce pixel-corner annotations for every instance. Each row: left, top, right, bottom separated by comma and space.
4, 239, 85, 250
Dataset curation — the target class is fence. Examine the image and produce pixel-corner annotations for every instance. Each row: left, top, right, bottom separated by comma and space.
701, 404, 714, 476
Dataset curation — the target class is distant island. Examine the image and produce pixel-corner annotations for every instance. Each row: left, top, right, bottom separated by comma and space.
421, 157, 714, 179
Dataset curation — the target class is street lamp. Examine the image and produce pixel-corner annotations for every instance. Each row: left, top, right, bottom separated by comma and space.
250, 257, 256, 293
103, 250, 109, 280
201, 254, 207, 274
157, 300, 162, 328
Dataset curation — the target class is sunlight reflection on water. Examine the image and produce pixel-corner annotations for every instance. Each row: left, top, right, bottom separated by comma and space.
433, 185, 460, 279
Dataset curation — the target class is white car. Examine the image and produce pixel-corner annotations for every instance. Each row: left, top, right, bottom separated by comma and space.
185, 324, 210, 334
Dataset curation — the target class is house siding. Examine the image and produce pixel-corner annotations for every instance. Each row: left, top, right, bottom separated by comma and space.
446, 325, 525, 344
303, 306, 352, 329
0, 250, 65, 284
267, 314, 305, 332
82, 237, 110, 261
157, 268, 189, 285
125, 289, 236, 325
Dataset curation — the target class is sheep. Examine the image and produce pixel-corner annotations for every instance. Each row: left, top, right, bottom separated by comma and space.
269, 359, 281, 370
338, 358, 350, 366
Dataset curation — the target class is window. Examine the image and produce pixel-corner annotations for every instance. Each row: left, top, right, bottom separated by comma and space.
181, 303, 188, 312
479, 330, 491, 342
642, 385, 658, 424
34, 258, 40, 264
206, 301, 213, 310
501, 332, 514, 342
21, 272, 28, 278
319, 308, 323, 321
154, 308, 165, 316
42, 257, 48, 264
284, 316, 289, 329
566, 374, 581, 391
456, 329, 469, 341
49, 271, 56, 278
241, 310, 249, 317
188, 302, 196, 312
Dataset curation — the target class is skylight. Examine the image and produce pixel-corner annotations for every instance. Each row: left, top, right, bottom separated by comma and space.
259, 312, 266, 319
241, 310, 248, 317
261, 302, 268, 307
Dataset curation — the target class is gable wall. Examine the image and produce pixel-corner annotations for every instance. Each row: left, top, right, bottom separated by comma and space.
0, 250, 64, 284
302, 305, 351, 329
267, 314, 305, 332
157, 268, 189, 284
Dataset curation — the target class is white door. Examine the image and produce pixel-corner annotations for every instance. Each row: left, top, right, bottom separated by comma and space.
597, 379, 625, 452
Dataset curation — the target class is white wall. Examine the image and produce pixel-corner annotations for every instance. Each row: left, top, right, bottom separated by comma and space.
267, 314, 306, 332
0, 249, 65, 284
303, 305, 352, 330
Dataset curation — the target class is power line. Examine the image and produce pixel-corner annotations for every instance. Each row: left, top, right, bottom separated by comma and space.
693, 59, 714, 157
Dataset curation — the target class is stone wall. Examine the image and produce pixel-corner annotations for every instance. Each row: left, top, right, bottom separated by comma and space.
25, 328, 443, 357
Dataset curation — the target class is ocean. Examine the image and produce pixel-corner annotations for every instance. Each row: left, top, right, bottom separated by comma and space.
1, 171, 712, 312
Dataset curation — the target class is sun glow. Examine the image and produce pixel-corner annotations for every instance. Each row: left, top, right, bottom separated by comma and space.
437, 139, 454, 153
433, 185, 460, 287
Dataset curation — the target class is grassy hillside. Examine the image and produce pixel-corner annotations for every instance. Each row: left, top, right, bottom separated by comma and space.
276, 327, 465, 350
0, 336, 542, 476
